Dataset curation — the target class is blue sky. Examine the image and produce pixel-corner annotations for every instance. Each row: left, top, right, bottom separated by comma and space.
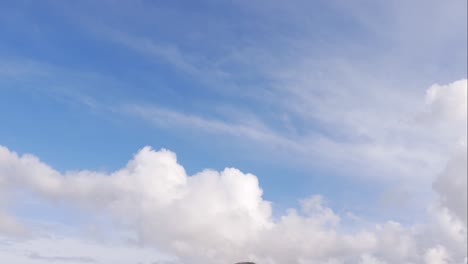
0, 1, 466, 263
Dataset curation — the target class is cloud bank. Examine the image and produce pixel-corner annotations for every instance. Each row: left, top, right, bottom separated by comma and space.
0, 80, 466, 263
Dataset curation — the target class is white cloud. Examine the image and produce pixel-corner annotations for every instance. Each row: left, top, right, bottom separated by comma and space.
126, 104, 297, 149
0, 139, 466, 263
0, 145, 271, 263
359, 254, 387, 264
0, 211, 28, 237
0, 78, 466, 263
433, 143, 467, 225
424, 245, 451, 264
426, 79, 468, 123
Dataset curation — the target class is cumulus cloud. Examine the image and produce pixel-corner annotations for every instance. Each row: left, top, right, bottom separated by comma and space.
433, 143, 467, 225
0, 79, 466, 264
426, 79, 467, 261
424, 245, 450, 264
0, 143, 466, 263
426, 79, 467, 123
0, 145, 272, 263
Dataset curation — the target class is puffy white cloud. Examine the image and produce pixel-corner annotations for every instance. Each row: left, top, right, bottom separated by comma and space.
426, 79, 467, 124
426, 143, 467, 262
424, 246, 450, 264
0, 142, 466, 263
0, 145, 272, 263
0, 79, 465, 263
426, 79, 467, 263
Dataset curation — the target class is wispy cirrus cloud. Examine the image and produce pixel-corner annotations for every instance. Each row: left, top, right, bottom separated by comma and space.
1, 55, 464, 184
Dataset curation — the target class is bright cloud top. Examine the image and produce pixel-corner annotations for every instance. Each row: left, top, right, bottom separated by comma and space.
426, 79, 468, 123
